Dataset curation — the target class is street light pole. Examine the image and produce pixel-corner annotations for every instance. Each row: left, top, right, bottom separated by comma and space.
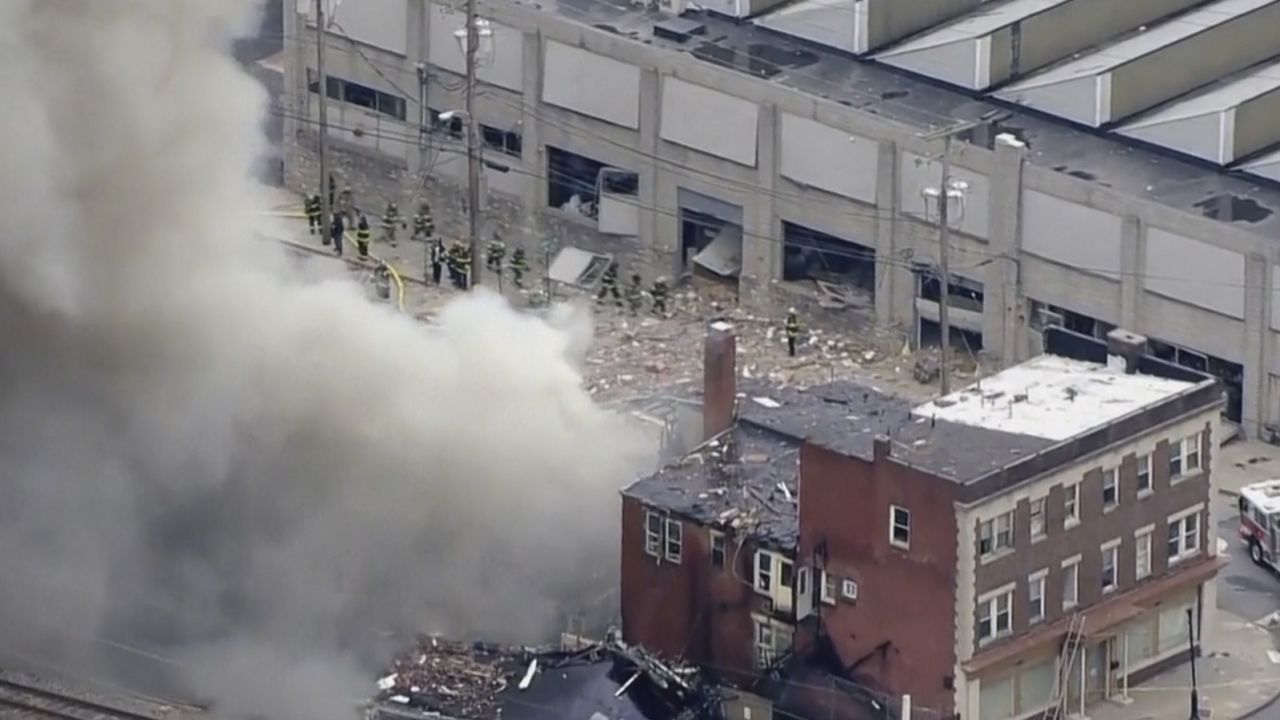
315, 0, 331, 240
464, 0, 483, 287
1188, 607, 1201, 719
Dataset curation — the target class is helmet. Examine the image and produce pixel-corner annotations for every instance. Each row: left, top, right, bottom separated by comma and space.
632, 274, 642, 283
789, 307, 797, 314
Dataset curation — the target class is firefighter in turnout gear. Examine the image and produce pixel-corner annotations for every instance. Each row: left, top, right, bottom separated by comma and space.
597, 261, 622, 307
625, 274, 644, 316
509, 247, 529, 289
329, 213, 345, 257
486, 234, 506, 275
355, 214, 372, 259
446, 242, 464, 288
305, 194, 322, 235
381, 202, 402, 246
650, 277, 669, 316
457, 243, 473, 291
785, 309, 801, 357
429, 238, 445, 285
412, 202, 434, 243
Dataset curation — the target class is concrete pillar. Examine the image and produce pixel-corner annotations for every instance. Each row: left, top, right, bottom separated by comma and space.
984, 134, 1025, 367
282, 0, 306, 185
1242, 253, 1269, 438
740, 103, 780, 310
1119, 215, 1143, 331
519, 31, 545, 247
637, 69, 666, 278
874, 141, 913, 327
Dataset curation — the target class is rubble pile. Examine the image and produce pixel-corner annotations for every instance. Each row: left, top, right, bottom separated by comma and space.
377, 636, 514, 718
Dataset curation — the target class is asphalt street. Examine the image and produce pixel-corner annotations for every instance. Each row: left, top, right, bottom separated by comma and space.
1216, 500, 1280, 719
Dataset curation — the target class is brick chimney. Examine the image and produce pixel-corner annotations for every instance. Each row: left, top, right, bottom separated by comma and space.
703, 320, 737, 441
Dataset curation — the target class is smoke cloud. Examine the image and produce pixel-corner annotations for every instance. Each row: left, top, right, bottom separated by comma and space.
0, 1, 652, 718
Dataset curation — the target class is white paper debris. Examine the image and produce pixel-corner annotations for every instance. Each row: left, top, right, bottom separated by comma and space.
518, 659, 538, 690
752, 397, 781, 409
377, 674, 398, 691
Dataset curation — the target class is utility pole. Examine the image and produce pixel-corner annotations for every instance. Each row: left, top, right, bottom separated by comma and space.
315, 0, 331, 240
1187, 607, 1201, 719
919, 111, 1008, 396
464, 0, 483, 287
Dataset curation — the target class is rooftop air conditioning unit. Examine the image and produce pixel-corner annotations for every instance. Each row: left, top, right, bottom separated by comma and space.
658, 0, 687, 16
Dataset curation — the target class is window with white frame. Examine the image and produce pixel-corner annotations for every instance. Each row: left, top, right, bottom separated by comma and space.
820, 570, 836, 605
841, 578, 858, 600
1136, 453, 1152, 494
1170, 434, 1202, 481
890, 505, 911, 549
645, 512, 662, 556
754, 550, 773, 592
1101, 540, 1119, 593
979, 511, 1015, 558
1030, 497, 1047, 541
1102, 467, 1118, 510
753, 617, 794, 669
1135, 528, 1153, 580
1062, 557, 1080, 609
710, 530, 726, 569
977, 588, 1014, 643
1028, 572, 1047, 624
1064, 482, 1081, 527
665, 518, 682, 563
1167, 508, 1201, 563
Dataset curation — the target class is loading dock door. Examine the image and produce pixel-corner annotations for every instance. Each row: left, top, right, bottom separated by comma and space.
596, 168, 639, 236
678, 188, 743, 277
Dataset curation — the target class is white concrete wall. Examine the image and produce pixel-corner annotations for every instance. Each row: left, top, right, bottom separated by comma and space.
427, 4, 524, 90
1145, 227, 1245, 319
1022, 190, 1123, 280
660, 77, 759, 167
326, 0, 408, 55
542, 41, 640, 128
779, 113, 879, 204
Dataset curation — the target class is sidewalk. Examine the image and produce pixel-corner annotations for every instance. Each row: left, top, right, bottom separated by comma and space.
1086, 610, 1280, 720
1216, 440, 1280, 498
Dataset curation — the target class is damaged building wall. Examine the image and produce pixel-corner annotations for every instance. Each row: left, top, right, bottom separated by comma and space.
797, 441, 960, 715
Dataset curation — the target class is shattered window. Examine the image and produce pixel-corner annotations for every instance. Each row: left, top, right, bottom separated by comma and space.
644, 512, 662, 557
664, 518, 682, 564
710, 531, 726, 569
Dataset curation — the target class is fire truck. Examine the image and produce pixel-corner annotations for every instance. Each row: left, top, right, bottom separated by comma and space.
1238, 479, 1280, 571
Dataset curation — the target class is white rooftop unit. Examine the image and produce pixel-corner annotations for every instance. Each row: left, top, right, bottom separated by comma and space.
752, 0, 978, 55
1240, 147, 1280, 183
872, 0, 1203, 91
994, 0, 1280, 127
1116, 59, 1280, 165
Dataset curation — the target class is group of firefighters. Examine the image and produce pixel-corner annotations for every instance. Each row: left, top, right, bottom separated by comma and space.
304, 184, 805, 347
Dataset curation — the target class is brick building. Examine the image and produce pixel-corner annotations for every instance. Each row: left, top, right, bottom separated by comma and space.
620, 324, 1224, 720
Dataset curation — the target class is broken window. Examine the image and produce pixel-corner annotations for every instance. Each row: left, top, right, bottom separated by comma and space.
644, 512, 662, 557
754, 551, 772, 593
1028, 300, 1113, 340
427, 107, 463, 140
916, 266, 985, 352
1149, 338, 1243, 423
781, 222, 876, 297
306, 71, 405, 121
547, 145, 604, 215
480, 124, 522, 158
710, 530, 726, 569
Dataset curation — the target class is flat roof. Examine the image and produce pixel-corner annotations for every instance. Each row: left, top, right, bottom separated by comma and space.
1002, 0, 1274, 89
914, 355, 1198, 442
532, 0, 1280, 236
1241, 479, 1280, 515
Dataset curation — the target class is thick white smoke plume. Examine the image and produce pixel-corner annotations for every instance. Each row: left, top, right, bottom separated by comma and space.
0, 2, 651, 718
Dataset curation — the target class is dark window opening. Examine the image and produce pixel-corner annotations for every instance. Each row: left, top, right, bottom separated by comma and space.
481, 124, 523, 158
343, 82, 377, 110
782, 222, 875, 296
306, 70, 405, 121
1028, 300, 1114, 340
1149, 338, 1242, 423
377, 93, 407, 122
919, 319, 984, 354
426, 107, 463, 139
917, 269, 984, 313
602, 170, 639, 195
680, 210, 727, 267
547, 146, 604, 213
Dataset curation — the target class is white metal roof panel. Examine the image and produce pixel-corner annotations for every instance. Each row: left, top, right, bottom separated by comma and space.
1117, 59, 1280, 163
752, 0, 866, 55
1241, 148, 1280, 183
998, 0, 1274, 91
877, 0, 1068, 56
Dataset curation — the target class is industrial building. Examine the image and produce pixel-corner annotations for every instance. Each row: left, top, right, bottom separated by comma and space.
619, 322, 1224, 719
282, 0, 1280, 438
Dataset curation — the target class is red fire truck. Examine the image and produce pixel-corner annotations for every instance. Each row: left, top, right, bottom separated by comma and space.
1238, 479, 1280, 571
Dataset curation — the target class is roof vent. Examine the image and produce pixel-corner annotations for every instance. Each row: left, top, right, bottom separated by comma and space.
653, 17, 705, 42
1106, 328, 1149, 375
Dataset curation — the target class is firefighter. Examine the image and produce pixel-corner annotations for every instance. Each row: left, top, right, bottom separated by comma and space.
412, 202, 434, 243
650, 277, 669, 316
329, 212, 345, 257
625, 273, 644, 316
457, 243, 473, 291
305, 194, 322, 235
337, 186, 354, 224
596, 261, 622, 307
429, 238, 445, 285
373, 263, 392, 301
785, 308, 801, 357
486, 233, 506, 275
355, 214, 372, 259
380, 202, 402, 246
446, 242, 462, 288
509, 247, 529, 290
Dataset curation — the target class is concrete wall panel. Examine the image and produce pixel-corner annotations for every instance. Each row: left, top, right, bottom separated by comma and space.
779, 114, 879, 204
660, 78, 759, 166
1145, 227, 1245, 319
1021, 255, 1121, 324
1143, 294, 1246, 364
899, 152, 989, 238
428, 4, 524, 91
1235, 90, 1280, 161
1022, 190, 1123, 279
866, 0, 980, 52
542, 41, 640, 128
328, 0, 407, 55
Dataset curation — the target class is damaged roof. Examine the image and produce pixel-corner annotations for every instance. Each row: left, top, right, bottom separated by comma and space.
624, 421, 801, 550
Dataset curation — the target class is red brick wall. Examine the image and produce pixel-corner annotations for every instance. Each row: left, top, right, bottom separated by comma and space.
798, 442, 960, 715
619, 495, 777, 685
